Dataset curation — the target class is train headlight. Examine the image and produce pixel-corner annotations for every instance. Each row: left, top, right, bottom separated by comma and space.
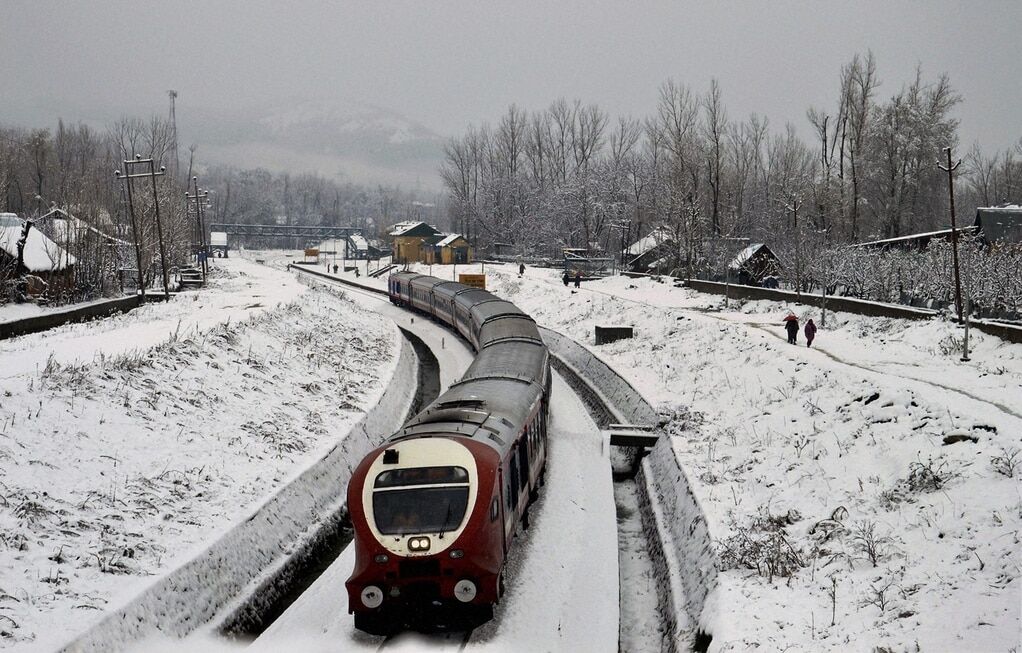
449, 549, 464, 559
360, 585, 383, 609
374, 553, 389, 564
454, 579, 477, 603
408, 537, 430, 552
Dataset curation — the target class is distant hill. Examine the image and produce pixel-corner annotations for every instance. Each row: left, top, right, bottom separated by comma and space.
1, 96, 446, 190
179, 100, 446, 189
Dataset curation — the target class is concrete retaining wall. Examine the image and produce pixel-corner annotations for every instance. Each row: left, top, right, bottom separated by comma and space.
0, 295, 142, 340
685, 279, 936, 320
64, 329, 416, 652
684, 279, 1022, 343
539, 326, 716, 652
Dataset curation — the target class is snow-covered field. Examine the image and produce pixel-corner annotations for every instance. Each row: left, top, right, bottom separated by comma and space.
0, 259, 397, 651
398, 262, 1021, 652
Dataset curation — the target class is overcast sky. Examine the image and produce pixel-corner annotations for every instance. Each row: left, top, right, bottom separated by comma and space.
4, 0, 1020, 152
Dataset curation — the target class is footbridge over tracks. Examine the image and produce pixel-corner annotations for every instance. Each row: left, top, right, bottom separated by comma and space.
210, 223, 364, 248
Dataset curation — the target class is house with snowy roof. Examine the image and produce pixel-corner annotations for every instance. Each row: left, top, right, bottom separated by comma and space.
427, 233, 471, 265
728, 243, 782, 285
388, 221, 442, 263
0, 213, 76, 297
625, 227, 675, 273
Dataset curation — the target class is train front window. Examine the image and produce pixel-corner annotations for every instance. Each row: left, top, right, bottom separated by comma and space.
373, 487, 469, 535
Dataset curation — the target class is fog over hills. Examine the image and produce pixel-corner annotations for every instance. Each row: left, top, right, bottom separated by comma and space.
2, 96, 446, 190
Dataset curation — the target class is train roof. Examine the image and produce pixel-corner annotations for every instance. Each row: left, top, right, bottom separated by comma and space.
453, 288, 498, 310
471, 299, 530, 323
477, 316, 543, 348
462, 340, 548, 383
390, 271, 421, 282
410, 276, 449, 291
392, 377, 543, 455
432, 280, 472, 300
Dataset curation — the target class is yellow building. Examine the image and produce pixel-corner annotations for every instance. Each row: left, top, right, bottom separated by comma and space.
436, 234, 471, 264
389, 221, 441, 264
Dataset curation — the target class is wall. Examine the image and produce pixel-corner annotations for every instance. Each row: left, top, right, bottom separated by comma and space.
539, 326, 716, 652
0, 295, 143, 340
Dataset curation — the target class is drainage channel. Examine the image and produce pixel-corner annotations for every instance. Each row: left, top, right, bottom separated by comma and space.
548, 357, 668, 653
219, 328, 441, 640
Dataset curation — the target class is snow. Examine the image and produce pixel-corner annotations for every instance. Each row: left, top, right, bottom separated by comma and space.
0, 223, 76, 272
396, 262, 1021, 652
0, 258, 398, 650
6, 249, 1017, 651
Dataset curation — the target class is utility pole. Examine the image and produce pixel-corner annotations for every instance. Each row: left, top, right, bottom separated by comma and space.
117, 155, 170, 301
938, 146, 964, 322
116, 164, 147, 301
168, 91, 179, 182
185, 176, 209, 281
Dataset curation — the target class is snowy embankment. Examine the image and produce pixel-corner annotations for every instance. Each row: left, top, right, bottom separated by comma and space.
0, 259, 398, 651
404, 262, 1021, 652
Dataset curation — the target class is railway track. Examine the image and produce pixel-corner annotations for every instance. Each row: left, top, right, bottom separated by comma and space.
258, 260, 664, 651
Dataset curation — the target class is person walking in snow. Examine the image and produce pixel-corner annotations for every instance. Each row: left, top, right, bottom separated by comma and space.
804, 318, 817, 347
784, 313, 799, 344
519, 262, 525, 276
333, 263, 339, 274
562, 271, 570, 286
574, 271, 581, 288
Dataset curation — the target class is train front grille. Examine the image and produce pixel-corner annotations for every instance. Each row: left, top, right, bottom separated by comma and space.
399, 558, 440, 579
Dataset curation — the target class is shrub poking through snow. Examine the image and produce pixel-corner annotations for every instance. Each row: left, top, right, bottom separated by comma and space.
990, 447, 1020, 478
850, 521, 896, 568
718, 508, 806, 583
881, 455, 958, 507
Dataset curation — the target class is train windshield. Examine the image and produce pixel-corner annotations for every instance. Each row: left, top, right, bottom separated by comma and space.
373, 487, 469, 536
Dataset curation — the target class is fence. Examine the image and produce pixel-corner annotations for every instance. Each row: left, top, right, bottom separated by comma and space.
0, 295, 144, 340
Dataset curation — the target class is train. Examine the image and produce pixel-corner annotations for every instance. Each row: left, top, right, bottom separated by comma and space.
345, 272, 551, 634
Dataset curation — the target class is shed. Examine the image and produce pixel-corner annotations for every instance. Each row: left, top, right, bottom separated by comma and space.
728, 243, 782, 285
0, 215, 76, 296
625, 228, 675, 272
975, 206, 1022, 245
436, 233, 471, 264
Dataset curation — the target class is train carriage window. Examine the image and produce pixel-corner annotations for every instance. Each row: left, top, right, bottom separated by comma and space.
508, 459, 519, 510
517, 444, 529, 492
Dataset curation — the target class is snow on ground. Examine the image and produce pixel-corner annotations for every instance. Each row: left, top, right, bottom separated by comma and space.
0, 258, 397, 651
394, 262, 1021, 652
245, 372, 618, 653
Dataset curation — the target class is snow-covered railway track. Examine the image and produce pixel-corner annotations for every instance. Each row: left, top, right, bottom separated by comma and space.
376, 629, 473, 652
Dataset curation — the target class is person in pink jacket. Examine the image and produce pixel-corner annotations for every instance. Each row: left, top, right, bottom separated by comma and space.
804, 318, 817, 347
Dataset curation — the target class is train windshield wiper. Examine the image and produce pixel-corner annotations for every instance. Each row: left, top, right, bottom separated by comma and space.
438, 503, 453, 539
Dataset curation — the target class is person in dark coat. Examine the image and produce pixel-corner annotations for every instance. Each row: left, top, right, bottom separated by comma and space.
333, 263, 339, 274
804, 318, 817, 347
574, 271, 581, 288
519, 262, 525, 276
562, 271, 570, 286
784, 314, 799, 344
